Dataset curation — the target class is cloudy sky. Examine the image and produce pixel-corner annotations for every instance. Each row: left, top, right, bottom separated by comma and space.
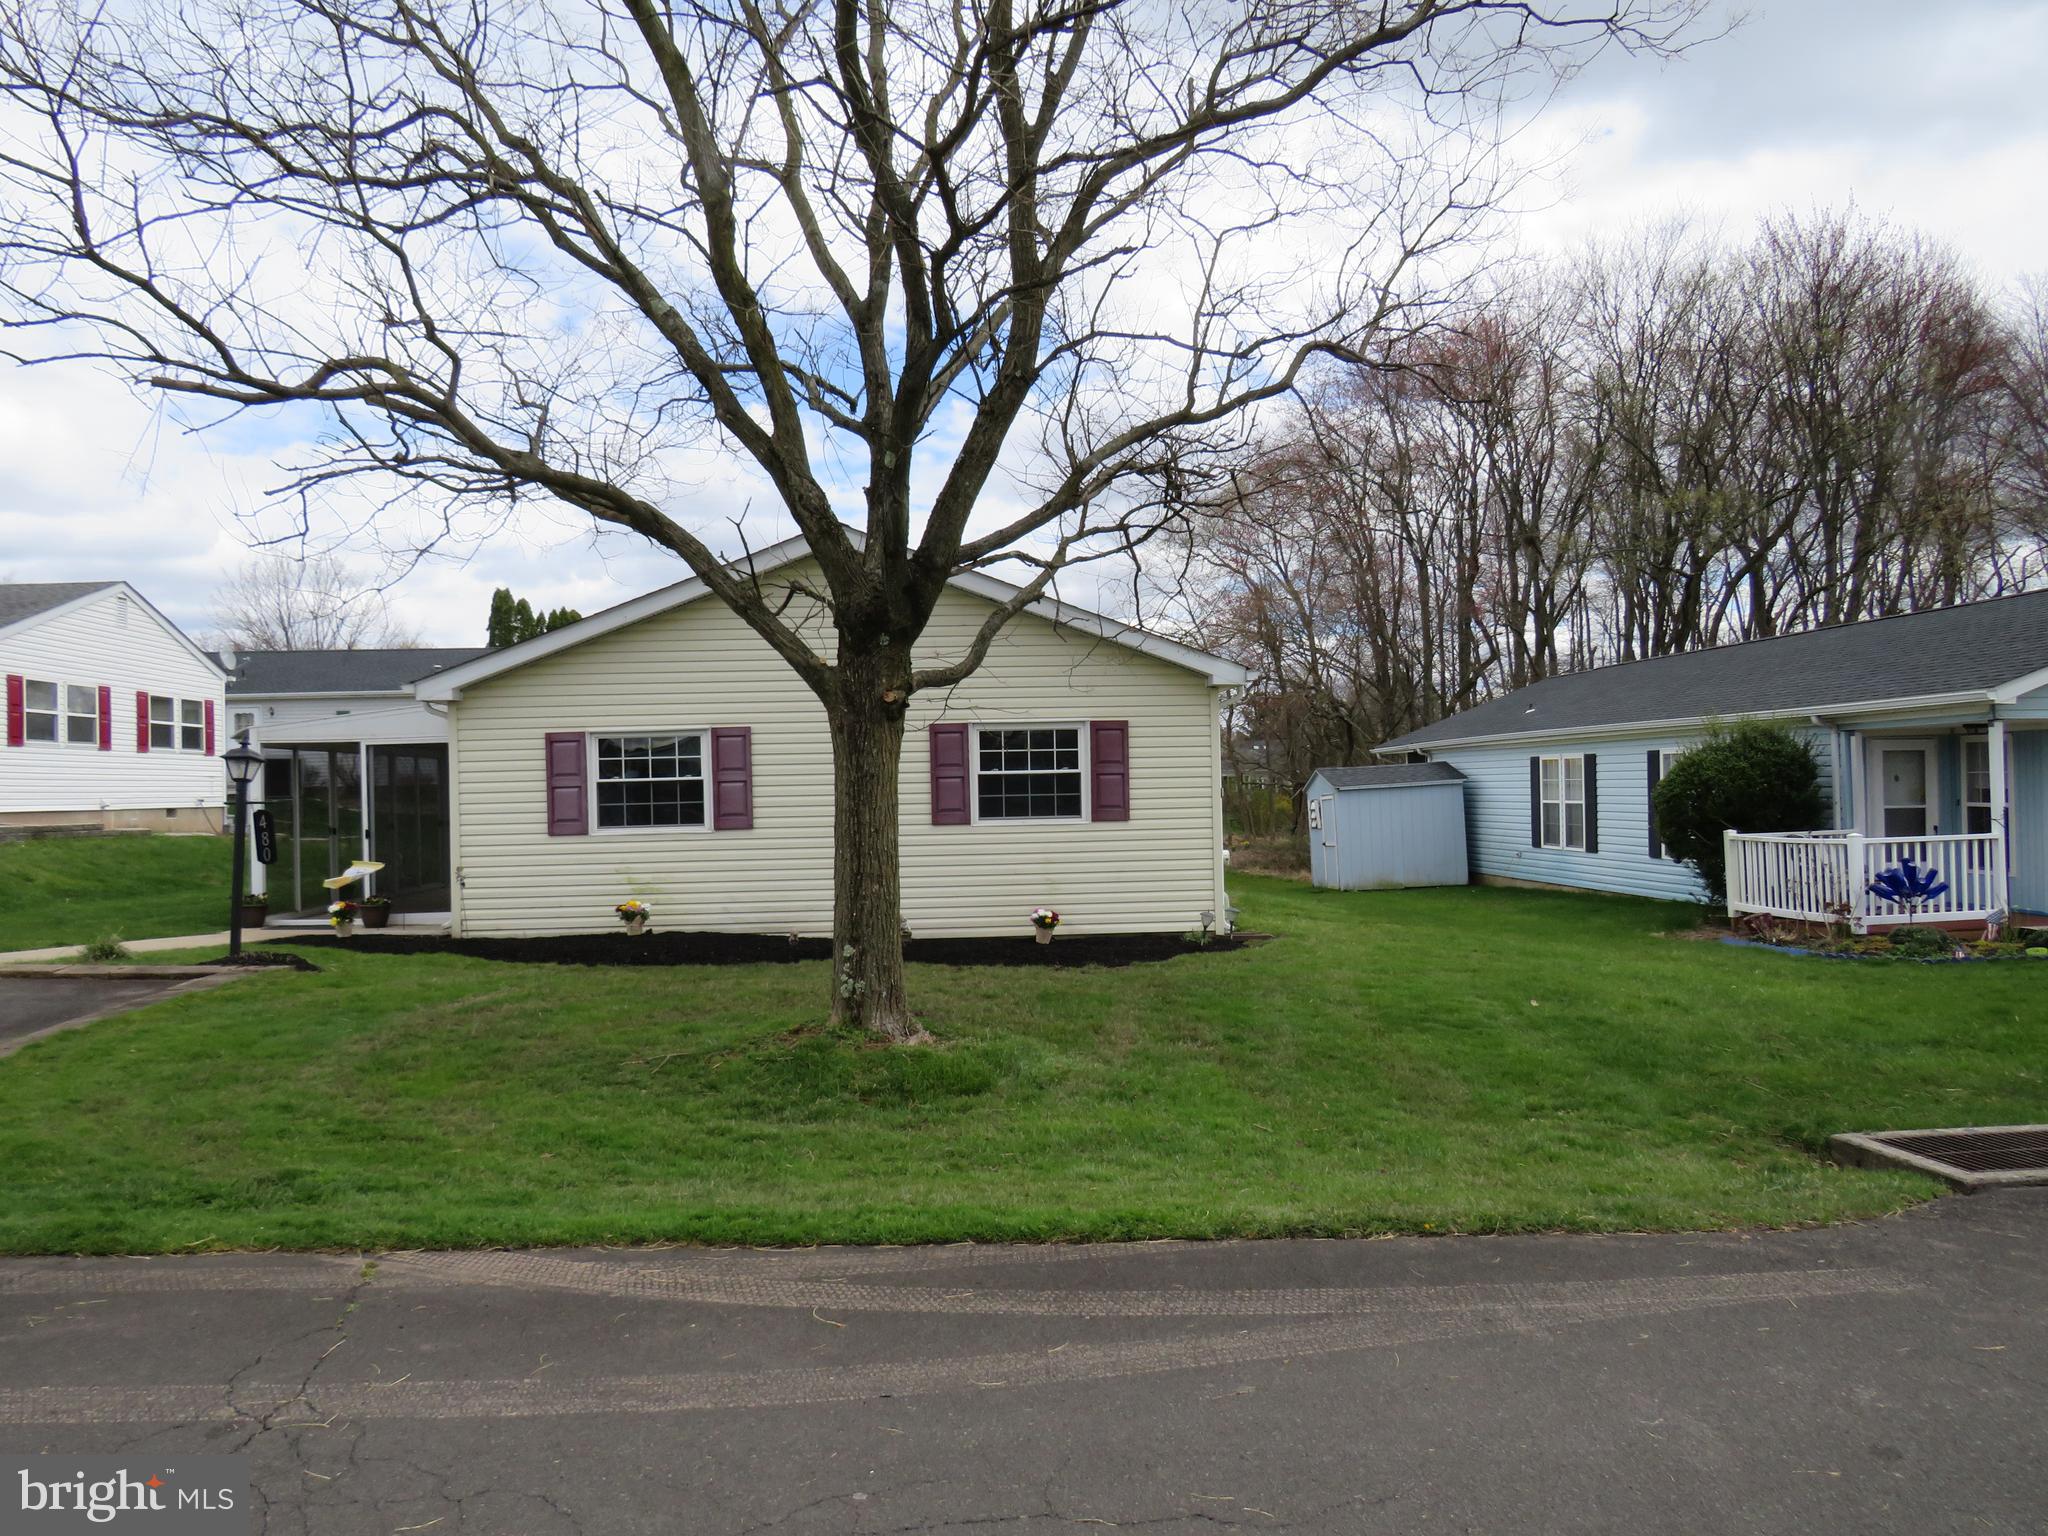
1, 0, 2043, 646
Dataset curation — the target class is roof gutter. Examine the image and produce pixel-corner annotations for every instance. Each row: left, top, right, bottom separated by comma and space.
1379, 689, 1996, 754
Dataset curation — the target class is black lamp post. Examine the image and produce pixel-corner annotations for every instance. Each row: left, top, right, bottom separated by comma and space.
222, 735, 264, 961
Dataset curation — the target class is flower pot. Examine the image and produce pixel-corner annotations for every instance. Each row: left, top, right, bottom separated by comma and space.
360, 905, 391, 929
1034, 928, 1053, 945
235, 901, 269, 930
333, 920, 355, 938
625, 915, 647, 937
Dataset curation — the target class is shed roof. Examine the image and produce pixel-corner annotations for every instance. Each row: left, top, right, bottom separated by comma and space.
1312, 762, 1466, 790
224, 648, 488, 696
0, 581, 118, 630
1380, 588, 2048, 751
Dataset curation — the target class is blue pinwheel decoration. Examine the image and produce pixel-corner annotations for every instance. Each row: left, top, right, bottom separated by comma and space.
1867, 856, 1948, 911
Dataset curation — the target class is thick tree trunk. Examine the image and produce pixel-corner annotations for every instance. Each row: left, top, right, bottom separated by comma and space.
826, 648, 920, 1041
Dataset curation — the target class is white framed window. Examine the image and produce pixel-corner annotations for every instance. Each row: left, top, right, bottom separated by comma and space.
1540, 753, 1586, 850
147, 695, 208, 751
1964, 738, 1994, 835
148, 695, 175, 750
1657, 748, 1682, 859
22, 680, 101, 746
22, 679, 59, 742
232, 710, 256, 738
975, 724, 1086, 821
65, 684, 98, 745
592, 732, 706, 830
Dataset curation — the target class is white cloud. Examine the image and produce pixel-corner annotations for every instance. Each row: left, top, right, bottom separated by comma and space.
1, 0, 2040, 642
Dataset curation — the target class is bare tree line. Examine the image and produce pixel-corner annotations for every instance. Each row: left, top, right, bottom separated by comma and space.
1174, 212, 2048, 804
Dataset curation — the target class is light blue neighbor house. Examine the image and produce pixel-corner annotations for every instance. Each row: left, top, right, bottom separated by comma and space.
1372, 591, 2048, 931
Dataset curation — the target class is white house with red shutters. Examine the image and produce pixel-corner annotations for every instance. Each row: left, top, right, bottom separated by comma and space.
1, 582, 229, 832
412, 534, 1245, 940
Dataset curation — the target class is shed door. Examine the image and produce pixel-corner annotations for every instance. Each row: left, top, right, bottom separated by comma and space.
1316, 796, 1336, 847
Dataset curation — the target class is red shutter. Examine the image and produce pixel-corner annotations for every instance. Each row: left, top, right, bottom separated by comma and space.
204, 698, 216, 756
4, 675, 22, 747
1090, 720, 1131, 822
544, 731, 587, 835
929, 722, 971, 825
136, 691, 151, 753
710, 727, 753, 830
96, 685, 111, 751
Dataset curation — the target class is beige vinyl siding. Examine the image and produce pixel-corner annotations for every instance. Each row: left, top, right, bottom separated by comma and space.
448, 572, 1227, 939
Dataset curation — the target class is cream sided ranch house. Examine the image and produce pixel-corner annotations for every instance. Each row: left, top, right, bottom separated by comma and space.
1361, 590, 2048, 930
232, 536, 1238, 939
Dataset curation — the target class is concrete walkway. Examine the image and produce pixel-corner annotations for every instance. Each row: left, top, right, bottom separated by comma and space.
0, 916, 448, 964
0, 930, 263, 963
2, 1192, 2042, 1533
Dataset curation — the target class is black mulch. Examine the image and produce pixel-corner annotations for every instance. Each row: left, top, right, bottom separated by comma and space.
268, 929, 1257, 969
207, 950, 324, 972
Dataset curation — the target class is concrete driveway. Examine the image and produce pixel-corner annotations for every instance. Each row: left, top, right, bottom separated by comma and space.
2, 1192, 2042, 1532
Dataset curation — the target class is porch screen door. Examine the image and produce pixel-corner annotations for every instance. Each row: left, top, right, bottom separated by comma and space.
1879, 746, 1932, 838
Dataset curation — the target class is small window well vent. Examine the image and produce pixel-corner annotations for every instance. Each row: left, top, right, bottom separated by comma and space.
1830, 1125, 2048, 1191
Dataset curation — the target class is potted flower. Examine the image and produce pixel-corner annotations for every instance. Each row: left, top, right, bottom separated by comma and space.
327, 899, 358, 935
236, 891, 269, 929
358, 895, 392, 929
616, 898, 651, 937
1029, 906, 1060, 945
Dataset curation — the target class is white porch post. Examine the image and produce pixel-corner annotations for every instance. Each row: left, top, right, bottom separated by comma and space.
1845, 831, 1868, 933
1989, 717, 2010, 916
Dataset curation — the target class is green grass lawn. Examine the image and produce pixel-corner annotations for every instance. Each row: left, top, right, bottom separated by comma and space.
0, 834, 232, 952
0, 875, 2039, 1253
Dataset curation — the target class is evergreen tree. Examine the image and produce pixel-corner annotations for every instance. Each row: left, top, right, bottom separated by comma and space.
485, 587, 520, 648
486, 590, 582, 646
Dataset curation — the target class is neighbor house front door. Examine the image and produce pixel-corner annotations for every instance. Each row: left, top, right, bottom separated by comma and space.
1873, 740, 1938, 838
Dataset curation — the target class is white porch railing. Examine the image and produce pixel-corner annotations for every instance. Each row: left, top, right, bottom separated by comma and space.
1724, 830, 2007, 931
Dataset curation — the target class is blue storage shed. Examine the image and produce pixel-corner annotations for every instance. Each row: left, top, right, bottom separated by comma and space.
1305, 763, 1469, 890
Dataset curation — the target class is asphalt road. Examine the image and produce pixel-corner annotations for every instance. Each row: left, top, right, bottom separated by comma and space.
1, 1192, 2042, 1534
0, 976, 196, 1054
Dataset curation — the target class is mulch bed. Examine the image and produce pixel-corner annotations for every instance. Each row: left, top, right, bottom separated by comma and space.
270, 930, 1257, 969
207, 950, 324, 972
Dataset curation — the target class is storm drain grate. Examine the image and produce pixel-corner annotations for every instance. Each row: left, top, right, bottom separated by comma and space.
1830, 1125, 2048, 1191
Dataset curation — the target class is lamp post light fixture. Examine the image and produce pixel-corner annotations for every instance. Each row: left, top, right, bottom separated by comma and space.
222, 735, 264, 961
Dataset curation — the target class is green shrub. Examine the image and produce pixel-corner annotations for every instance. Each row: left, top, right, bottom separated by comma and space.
1653, 720, 1827, 902
77, 935, 132, 963
1885, 926, 1955, 959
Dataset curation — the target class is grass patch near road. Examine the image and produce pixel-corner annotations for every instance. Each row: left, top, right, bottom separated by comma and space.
0, 834, 230, 952
0, 876, 2039, 1253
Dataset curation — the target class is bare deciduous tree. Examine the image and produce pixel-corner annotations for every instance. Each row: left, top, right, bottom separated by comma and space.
209, 553, 422, 651
1176, 212, 2048, 815
0, 0, 1700, 1036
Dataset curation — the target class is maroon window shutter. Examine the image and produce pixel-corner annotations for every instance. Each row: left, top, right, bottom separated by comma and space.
96, 685, 112, 751
929, 722, 971, 825
544, 732, 587, 836
204, 698, 216, 756
1090, 720, 1131, 822
4, 675, 22, 747
135, 691, 151, 753
710, 726, 754, 830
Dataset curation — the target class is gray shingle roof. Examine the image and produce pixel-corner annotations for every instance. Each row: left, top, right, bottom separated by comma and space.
0, 581, 117, 630
1312, 762, 1466, 790
224, 648, 489, 696
1381, 589, 2048, 751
